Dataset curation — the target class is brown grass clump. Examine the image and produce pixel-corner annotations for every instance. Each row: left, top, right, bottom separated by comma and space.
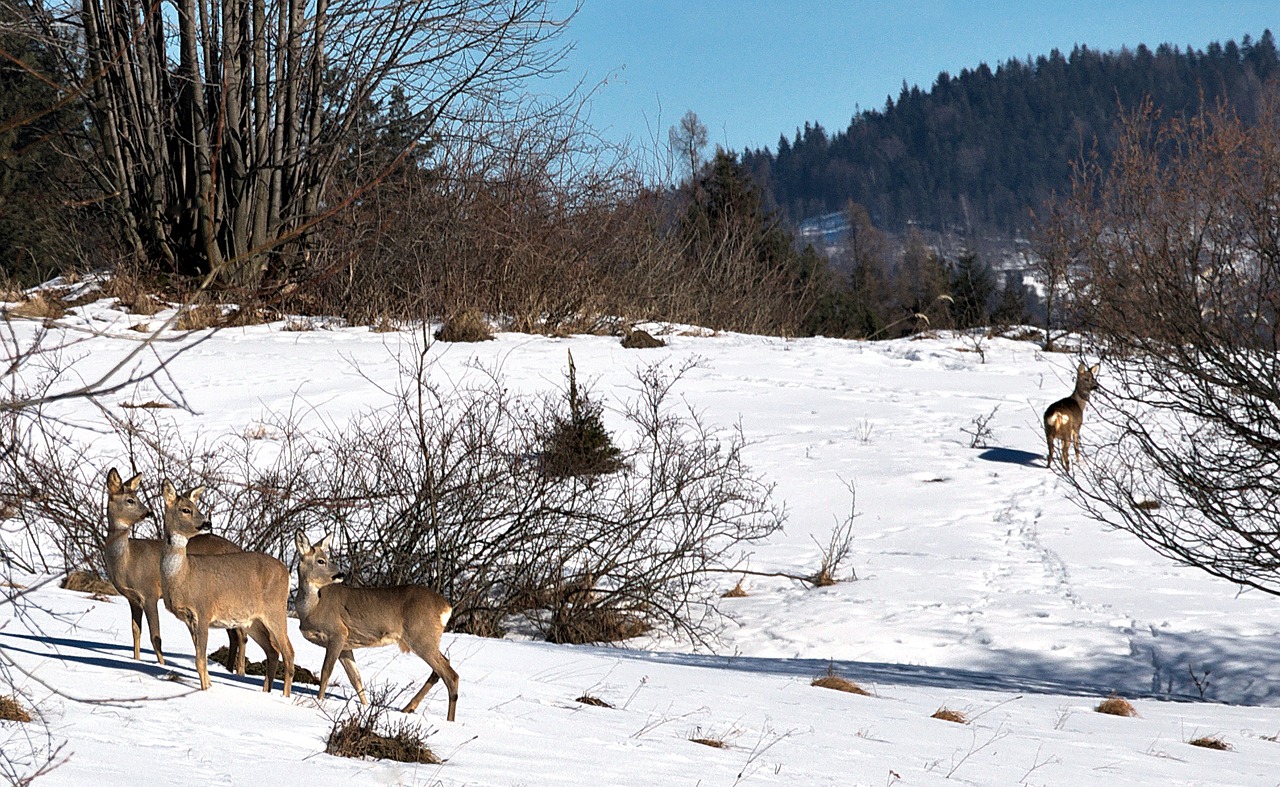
118, 400, 175, 409
1095, 695, 1138, 717
129, 322, 152, 333
621, 328, 665, 349
208, 646, 320, 685
0, 696, 32, 723
931, 707, 969, 724
574, 695, 613, 708
1188, 735, 1232, 751
435, 308, 494, 342
546, 607, 650, 645
103, 276, 164, 315
326, 705, 441, 764
721, 580, 748, 598
61, 570, 118, 596
689, 736, 728, 749
176, 303, 225, 330
811, 664, 871, 696
6, 293, 66, 320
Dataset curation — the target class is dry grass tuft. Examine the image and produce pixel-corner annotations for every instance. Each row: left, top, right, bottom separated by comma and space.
0, 696, 32, 723
721, 580, 748, 598
6, 293, 66, 320
621, 328, 665, 349
574, 694, 613, 708
546, 607, 650, 645
129, 322, 152, 333
371, 316, 398, 333
1188, 735, 1232, 751
209, 646, 320, 685
811, 664, 870, 696
435, 308, 494, 342
61, 570, 118, 596
689, 736, 729, 749
119, 400, 175, 409
931, 707, 969, 724
1095, 695, 1138, 717
176, 303, 225, 330
326, 703, 441, 764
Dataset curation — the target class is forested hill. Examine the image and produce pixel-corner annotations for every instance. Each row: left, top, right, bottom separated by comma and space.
743, 31, 1279, 235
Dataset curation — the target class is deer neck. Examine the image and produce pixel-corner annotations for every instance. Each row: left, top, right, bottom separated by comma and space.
294, 578, 322, 620
103, 520, 135, 566
161, 530, 191, 582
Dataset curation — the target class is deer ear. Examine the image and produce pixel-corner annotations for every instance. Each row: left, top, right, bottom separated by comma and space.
1089, 364, 1100, 375
107, 468, 123, 494
161, 479, 177, 505
295, 531, 311, 552
124, 472, 143, 492
317, 534, 332, 551
1077, 361, 1087, 374
186, 486, 205, 505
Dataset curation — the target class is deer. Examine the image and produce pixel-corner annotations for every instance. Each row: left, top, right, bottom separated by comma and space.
159, 480, 294, 696
102, 468, 248, 672
1043, 362, 1099, 472
294, 531, 459, 721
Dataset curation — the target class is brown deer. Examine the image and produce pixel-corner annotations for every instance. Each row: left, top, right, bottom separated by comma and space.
1043, 362, 1099, 472
294, 531, 459, 721
159, 480, 294, 695
102, 468, 247, 672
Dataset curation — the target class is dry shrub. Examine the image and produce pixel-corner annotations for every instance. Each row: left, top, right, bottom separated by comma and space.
1188, 736, 1232, 751
435, 309, 493, 342
811, 664, 870, 696
282, 317, 315, 332
0, 696, 32, 723
621, 328, 665, 349
574, 695, 612, 708
371, 316, 398, 333
325, 701, 440, 764
721, 580, 747, 598
102, 275, 165, 315
6, 294, 65, 320
176, 303, 224, 330
546, 607, 650, 645
1095, 695, 1137, 717
209, 646, 319, 685
118, 400, 174, 409
931, 708, 969, 724
61, 570, 118, 596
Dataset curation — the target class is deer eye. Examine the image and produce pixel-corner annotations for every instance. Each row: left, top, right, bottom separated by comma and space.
181, 507, 191, 515
317, 559, 326, 566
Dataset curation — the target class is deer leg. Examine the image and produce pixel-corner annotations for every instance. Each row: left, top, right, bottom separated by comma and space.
405, 643, 458, 721
228, 627, 247, 675
193, 617, 211, 690
273, 619, 294, 698
1045, 425, 1055, 468
143, 598, 165, 665
337, 649, 366, 705
318, 640, 343, 701
126, 599, 143, 662
246, 621, 278, 694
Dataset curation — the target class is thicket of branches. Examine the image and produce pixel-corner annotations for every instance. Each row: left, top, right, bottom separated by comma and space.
3, 347, 785, 645
1059, 89, 1280, 595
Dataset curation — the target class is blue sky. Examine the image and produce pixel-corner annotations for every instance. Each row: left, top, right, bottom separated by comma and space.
547, 2, 1280, 155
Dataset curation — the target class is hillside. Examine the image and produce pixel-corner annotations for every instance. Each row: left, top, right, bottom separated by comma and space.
2, 295, 1280, 784
743, 31, 1279, 234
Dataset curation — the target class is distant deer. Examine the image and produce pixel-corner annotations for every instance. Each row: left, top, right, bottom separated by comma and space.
159, 480, 294, 695
294, 531, 459, 721
1043, 362, 1099, 471
102, 468, 247, 672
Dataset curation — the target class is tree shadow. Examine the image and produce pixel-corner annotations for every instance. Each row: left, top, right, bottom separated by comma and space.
978, 447, 1044, 467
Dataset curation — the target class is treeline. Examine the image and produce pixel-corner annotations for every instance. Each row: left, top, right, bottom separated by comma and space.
743, 31, 1280, 233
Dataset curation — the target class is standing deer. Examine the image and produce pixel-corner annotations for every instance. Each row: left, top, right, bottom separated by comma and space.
102, 468, 247, 672
294, 532, 459, 721
1043, 362, 1099, 472
159, 480, 294, 696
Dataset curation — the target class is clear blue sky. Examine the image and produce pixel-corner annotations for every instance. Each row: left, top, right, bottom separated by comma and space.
547, 1, 1280, 155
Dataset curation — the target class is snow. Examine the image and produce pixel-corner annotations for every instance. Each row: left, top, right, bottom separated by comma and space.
4, 296, 1280, 785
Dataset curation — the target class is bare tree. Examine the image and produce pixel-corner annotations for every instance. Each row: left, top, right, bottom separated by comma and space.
669, 109, 708, 181
17, 0, 574, 288
1059, 90, 1280, 595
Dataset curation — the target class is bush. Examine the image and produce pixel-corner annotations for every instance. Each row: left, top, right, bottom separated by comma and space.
325, 698, 440, 764
434, 308, 493, 343
538, 351, 623, 478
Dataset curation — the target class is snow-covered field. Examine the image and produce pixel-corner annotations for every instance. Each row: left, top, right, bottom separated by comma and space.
4, 295, 1280, 785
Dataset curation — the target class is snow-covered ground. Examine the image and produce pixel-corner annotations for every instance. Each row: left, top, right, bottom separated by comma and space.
4, 295, 1280, 785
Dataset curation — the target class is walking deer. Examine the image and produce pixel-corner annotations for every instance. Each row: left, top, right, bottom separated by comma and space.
294, 532, 459, 721
1043, 362, 1099, 472
159, 480, 294, 695
102, 468, 247, 672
